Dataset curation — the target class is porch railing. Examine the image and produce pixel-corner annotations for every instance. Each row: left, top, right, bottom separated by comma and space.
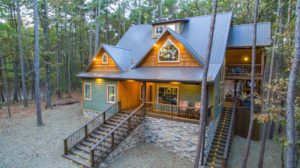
63, 101, 120, 155
145, 101, 213, 122
90, 103, 145, 167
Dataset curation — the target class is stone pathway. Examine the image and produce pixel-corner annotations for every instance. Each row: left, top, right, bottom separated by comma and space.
107, 143, 194, 168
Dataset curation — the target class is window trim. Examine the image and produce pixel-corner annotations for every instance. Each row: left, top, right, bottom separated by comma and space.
140, 84, 148, 100
154, 25, 164, 36
107, 84, 116, 104
84, 82, 92, 100
157, 85, 179, 105
158, 39, 180, 63
102, 53, 108, 64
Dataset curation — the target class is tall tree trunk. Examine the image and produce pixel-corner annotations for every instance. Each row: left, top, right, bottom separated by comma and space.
241, 0, 259, 167
123, 0, 126, 33
15, 0, 28, 107
258, 1, 282, 167
33, 0, 43, 126
285, 1, 300, 167
67, 24, 72, 99
89, 18, 93, 60
43, 0, 52, 109
55, 11, 61, 99
94, 1, 100, 53
138, 0, 142, 24
194, 0, 218, 167
105, 4, 109, 44
0, 54, 11, 118
159, 0, 163, 21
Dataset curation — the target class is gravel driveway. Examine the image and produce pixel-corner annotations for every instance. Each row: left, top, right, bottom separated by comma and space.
0, 103, 89, 168
107, 143, 194, 168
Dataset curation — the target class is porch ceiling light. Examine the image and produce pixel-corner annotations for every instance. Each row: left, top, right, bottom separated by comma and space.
93, 57, 97, 61
243, 56, 249, 62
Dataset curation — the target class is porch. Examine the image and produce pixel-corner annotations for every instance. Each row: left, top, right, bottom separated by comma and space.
117, 80, 216, 123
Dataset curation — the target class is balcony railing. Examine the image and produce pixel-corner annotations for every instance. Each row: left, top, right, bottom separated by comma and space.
225, 64, 262, 76
145, 101, 213, 122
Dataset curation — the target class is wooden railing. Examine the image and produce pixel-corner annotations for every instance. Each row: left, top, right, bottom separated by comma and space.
145, 101, 213, 122
90, 103, 145, 167
222, 101, 236, 167
63, 101, 120, 155
226, 64, 262, 75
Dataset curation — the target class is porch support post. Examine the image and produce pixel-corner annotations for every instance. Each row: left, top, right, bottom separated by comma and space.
142, 81, 146, 116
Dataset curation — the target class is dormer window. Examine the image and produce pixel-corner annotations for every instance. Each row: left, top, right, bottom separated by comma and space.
158, 39, 179, 62
102, 54, 108, 64
155, 26, 164, 36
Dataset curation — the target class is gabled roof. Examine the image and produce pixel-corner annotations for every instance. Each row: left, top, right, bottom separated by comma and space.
227, 22, 272, 48
87, 44, 132, 72
133, 28, 205, 68
102, 44, 132, 71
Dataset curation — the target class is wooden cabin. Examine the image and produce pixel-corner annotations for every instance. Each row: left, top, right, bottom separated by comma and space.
78, 13, 271, 123
66, 12, 271, 168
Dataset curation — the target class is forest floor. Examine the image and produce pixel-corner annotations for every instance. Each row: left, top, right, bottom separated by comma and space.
107, 143, 194, 168
228, 136, 283, 168
0, 92, 82, 119
0, 94, 88, 168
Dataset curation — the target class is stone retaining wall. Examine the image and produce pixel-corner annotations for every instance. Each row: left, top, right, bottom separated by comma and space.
101, 116, 220, 167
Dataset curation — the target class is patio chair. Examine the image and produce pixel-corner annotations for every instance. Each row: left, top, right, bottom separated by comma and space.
194, 102, 201, 119
179, 101, 188, 116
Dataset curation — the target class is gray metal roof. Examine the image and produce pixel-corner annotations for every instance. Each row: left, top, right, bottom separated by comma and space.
227, 22, 272, 48
102, 44, 132, 71
78, 65, 221, 83
132, 28, 206, 67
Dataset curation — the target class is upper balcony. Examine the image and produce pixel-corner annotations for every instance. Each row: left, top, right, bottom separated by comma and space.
225, 49, 265, 80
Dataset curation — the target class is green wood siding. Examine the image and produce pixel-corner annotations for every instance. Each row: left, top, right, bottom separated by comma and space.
83, 79, 118, 112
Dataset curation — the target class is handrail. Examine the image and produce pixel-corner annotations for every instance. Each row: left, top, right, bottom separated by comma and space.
65, 101, 119, 140
63, 101, 120, 155
91, 103, 144, 150
223, 101, 236, 159
90, 103, 145, 167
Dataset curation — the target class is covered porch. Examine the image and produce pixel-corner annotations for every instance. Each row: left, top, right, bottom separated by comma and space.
117, 80, 215, 123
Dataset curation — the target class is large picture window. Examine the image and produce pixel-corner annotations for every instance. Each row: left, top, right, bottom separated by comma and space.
84, 83, 91, 100
157, 86, 178, 105
158, 39, 179, 62
107, 85, 116, 103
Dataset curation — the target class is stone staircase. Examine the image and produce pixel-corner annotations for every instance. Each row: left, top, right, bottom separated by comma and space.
206, 106, 235, 168
63, 102, 145, 168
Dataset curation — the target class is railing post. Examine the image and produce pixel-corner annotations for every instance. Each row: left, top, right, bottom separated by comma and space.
84, 125, 88, 137
128, 117, 132, 132
64, 139, 68, 155
103, 112, 106, 123
171, 106, 174, 120
111, 132, 115, 148
90, 149, 95, 168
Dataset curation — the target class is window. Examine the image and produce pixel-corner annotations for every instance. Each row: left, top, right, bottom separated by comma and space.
102, 54, 108, 64
107, 85, 116, 103
157, 86, 178, 105
158, 39, 179, 62
166, 24, 176, 31
84, 83, 92, 100
155, 26, 164, 36
140, 84, 147, 100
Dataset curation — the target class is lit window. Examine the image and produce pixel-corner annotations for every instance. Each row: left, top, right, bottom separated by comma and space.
158, 86, 178, 105
158, 39, 179, 62
102, 54, 108, 64
107, 85, 116, 103
155, 26, 164, 36
166, 24, 176, 31
84, 83, 92, 100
